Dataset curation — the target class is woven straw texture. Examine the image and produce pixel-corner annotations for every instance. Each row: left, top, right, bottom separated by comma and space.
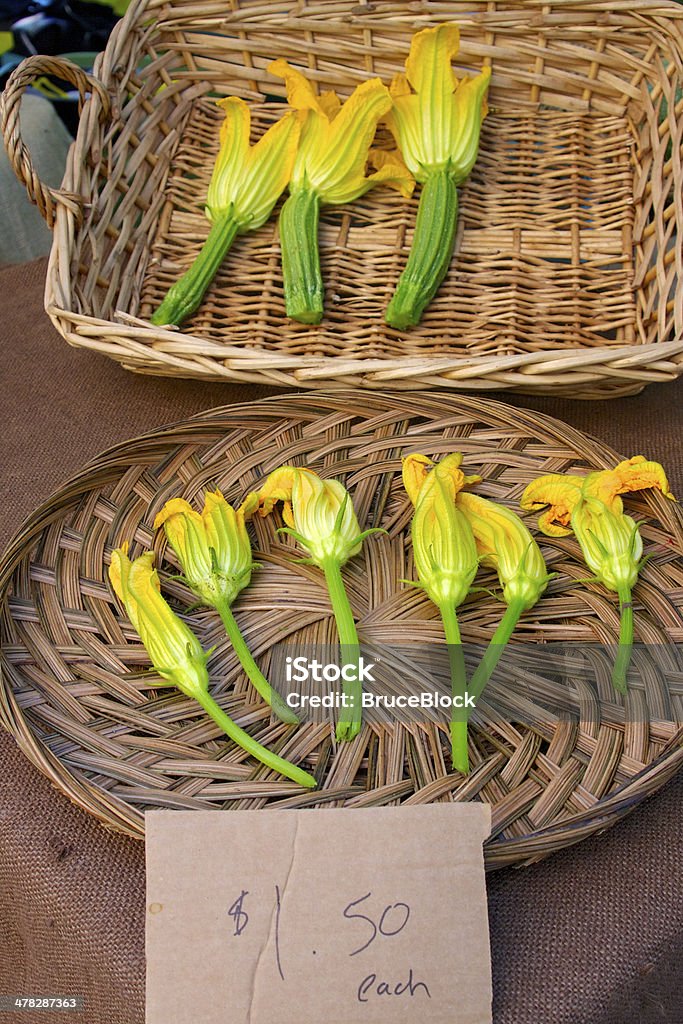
0, 392, 681, 870
2, 2, 683, 395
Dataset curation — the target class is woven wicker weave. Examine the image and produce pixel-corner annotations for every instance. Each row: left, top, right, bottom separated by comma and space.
2, 2, 683, 395
0, 393, 681, 868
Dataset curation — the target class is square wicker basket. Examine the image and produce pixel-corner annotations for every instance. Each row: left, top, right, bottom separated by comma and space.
2, 0, 683, 396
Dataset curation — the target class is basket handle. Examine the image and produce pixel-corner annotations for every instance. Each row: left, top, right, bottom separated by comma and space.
0, 55, 111, 227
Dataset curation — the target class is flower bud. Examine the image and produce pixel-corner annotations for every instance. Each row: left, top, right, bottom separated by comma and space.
410, 461, 478, 608
109, 545, 209, 699
242, 466, 363, 568
385, 23, 490, 184
571, 497, 642, 593
457, 491, 549, 609
154, 490, 253, 608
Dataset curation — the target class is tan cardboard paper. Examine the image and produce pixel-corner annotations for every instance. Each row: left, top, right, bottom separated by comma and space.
146, 804, 492, 1024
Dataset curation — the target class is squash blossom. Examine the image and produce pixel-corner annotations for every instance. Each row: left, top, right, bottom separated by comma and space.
108, 544, 316, 788
456, 490, 551, 706
242, 467, 380, 741
154, 491, 298, 725
151, 97, 303, 327
402, 453, 479, 773
521, 456, 675, 693
384, 23, 491, 329
269, 59, 414, 324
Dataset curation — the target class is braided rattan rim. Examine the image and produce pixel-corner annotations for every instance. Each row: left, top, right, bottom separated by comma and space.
3, 1, 683, 394
1, 392, 681, 868
0, 55, 111, 227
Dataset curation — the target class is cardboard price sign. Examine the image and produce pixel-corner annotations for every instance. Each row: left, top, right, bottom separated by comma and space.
146, 804, 492, 1024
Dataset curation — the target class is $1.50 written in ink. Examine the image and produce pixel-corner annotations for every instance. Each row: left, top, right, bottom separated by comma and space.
228, 886, 431, 1004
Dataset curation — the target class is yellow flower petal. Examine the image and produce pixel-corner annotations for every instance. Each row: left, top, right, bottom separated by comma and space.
616, 456, 674, 497
384, 93, 428, 181
319, 90, 342, 120
310, 78, 395, 203
271, 60, 396, 204
385, 23, 490, 181
404, 23, 460, 99
584, 456, 676, 505
402, 453, 434, 506
403, 452, 477, 507
111, 548, 209, 696
449, 67, 492, 183
155, 490, 252, 606
202, 487, 226, 513
239, 491, 261, 520
268, 58, 324, 116
366, 149, 416, 200
247, 466, 362, 566
154, 497, 201, 531
520, 474, 584, 536
407, 23, 460, 170
537, 510, 574, 538
108, 543, 133, 621
456, 491, 497, 561
457, 491, 548, 608
410, 461, 478, 608
233, 111, 302, 229
245, 466, 298, 517
206, 97, 251, 215
580, 471, 624, 511
572, 497, 643, 594
389, 72, 411, 99
206, 96, 302, 229
201, 489, 252, 594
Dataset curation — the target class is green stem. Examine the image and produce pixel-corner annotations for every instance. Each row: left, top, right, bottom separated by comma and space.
216, 600, 299, 725
469, 599, 526, 705
439, 602, 469, 774
151, 211, 239, 327
385, 169, 459, 330
193, 688, 316, 789
322, 558, 362, 742
279, 188, 324, 324
612, 586, 633, 695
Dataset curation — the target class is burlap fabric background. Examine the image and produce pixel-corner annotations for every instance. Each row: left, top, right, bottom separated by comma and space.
0, 258, 681, 1023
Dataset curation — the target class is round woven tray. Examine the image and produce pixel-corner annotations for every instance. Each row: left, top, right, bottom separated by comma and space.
1, 393, 681, 869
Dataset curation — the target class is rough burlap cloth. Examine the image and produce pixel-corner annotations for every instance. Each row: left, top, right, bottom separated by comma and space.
0, 259, 681, 1024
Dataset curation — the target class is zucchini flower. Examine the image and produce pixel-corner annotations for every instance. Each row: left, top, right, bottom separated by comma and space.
405, 455, 479, 609
242, 467, 379, 741
154, 491, 297, 725
457, 492, 549, 611
269, 60, 414, 324
456, 490, 551, 705
402, 454, 479, 773
108, 544, 316, 788
151, 98, 303, 327
572, 498, 642, 594
521, 456, 675, 692
384, 23, 491, 328
110, 544, 209, 697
